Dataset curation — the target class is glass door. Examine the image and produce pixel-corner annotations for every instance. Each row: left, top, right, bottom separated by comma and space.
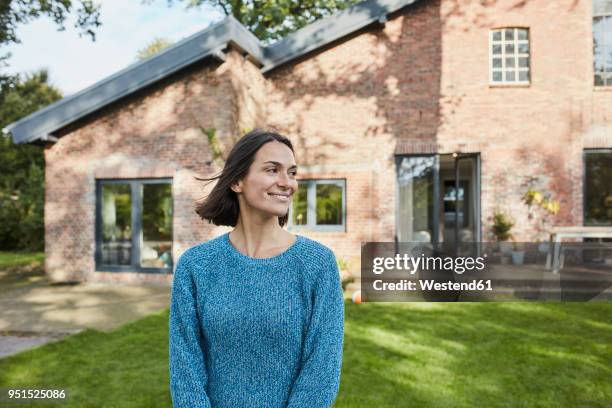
395, 155, 440, 244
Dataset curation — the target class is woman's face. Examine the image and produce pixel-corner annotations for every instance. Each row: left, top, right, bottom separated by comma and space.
232, 141, 298, 219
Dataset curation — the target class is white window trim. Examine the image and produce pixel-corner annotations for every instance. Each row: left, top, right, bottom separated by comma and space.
489, 27, 531, 86
288, 179, 346, 232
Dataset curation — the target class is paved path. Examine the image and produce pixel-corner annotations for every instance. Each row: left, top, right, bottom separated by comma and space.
0, 280, 171, 358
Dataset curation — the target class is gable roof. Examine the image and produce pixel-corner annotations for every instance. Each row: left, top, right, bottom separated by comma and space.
4, 0, 420, 144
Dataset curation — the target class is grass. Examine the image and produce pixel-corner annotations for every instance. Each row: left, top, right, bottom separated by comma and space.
0, 302, 610, 407
0, 251, 45, 294
0, 252, 44, 269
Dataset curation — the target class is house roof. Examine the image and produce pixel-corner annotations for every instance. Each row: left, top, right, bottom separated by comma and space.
4, 0, 419, 144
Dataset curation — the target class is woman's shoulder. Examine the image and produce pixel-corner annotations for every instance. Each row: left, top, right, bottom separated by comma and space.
296, 235, 336, 260
293, 235, 338, 277
178, 232, 229, 266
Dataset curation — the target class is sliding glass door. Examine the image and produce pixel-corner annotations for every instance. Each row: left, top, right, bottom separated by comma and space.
96, 179, 173, 273
396, 154, 481, 246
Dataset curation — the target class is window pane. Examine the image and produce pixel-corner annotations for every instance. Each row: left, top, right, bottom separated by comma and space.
585, 152, 612, 225
492, 71, 502, 82
397, 157, 435, 242
141, 183, 172, 268
101, 184, 132, 266
518, 57, 529, 68
607, 72, 612, 86
595, 72, 605, 86
492, 31, 502, 41
505, 70, 516, 81
505, 43, 515, 54
504, 28, 514, 41
518, 70, 530, 82
518, 43, 529, 54
316, 183, 343, 225
517, 28, 528, 40
605, 16, 612, 72
492, 58, 502, 68
505, 57, 515, 68
594, 17, 605, 74
492, 44, 502, 54
292, 183, 308, 225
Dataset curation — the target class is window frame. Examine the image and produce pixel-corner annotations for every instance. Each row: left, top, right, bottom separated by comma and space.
95, 178, 173, 273
593, 1, 612, 87
489, 27, 531, 86
288, 179, 347, 232
583, 149, 612, 227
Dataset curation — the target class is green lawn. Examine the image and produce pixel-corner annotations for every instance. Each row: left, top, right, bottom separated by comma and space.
0, 302, 610, 407
0, 252, 44, 269
0, 251, 45, 294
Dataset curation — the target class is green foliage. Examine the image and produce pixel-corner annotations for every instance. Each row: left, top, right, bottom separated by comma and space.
154, 0, 360, 42
0, 1, 100, 48
199, 126, 224, 163
136, 37, 174, 61
492, 210, 514, 242
0, 70, 62, 250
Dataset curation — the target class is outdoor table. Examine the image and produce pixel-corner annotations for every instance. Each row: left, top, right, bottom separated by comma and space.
547, 226, 612, 273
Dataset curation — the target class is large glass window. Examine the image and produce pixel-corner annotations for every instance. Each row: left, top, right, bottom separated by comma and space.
96, 179, 173, 272
584, 150, 612, 226
289, 179, 346, 231
594, 1, 612, 86
490, 27, 530, 85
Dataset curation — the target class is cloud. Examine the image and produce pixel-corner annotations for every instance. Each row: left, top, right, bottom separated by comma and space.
1, 0, 224, 95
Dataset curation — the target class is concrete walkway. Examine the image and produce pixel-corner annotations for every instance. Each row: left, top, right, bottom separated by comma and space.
0, 280, 171, 358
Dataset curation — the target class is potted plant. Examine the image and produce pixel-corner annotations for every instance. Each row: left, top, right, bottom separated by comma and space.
492, 210, 514, 258
521, 184, 560, 253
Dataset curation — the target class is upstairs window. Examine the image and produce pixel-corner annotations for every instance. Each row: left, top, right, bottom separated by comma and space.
594, 0, 612, 86
490, 28, 530, 85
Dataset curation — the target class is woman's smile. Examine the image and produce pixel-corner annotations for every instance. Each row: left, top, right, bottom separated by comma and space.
268, 192, 291, 202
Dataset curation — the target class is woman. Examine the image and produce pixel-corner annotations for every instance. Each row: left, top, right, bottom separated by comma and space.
169, 129, 345, 408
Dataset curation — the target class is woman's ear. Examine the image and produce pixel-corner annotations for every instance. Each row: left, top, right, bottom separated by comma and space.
230, 180, 242, 193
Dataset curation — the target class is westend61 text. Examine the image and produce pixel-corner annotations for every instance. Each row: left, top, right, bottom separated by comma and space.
372, 254, 486, 275
373, 279, 493, 291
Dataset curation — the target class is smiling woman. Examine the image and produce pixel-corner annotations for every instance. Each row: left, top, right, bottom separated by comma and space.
169, 129, 345, 408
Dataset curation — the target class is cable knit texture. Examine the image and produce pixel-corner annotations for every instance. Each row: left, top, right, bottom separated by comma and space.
169, 232, 345, 408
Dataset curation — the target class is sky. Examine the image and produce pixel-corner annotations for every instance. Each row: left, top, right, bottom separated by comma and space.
1, 0, 225, 96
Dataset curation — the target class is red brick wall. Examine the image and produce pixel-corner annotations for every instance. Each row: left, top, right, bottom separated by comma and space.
45, 0, 612, 282
265, 0, 612, 274
44, 51, 262, 283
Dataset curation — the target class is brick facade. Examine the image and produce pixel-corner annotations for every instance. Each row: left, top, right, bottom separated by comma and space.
44, 0, 612, 282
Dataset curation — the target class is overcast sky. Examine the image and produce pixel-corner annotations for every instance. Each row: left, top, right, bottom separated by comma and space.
1, 0, 225, 96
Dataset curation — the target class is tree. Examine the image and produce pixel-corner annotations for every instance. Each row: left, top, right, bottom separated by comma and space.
0, 0, 101, 46
0, 70, 62, 250
150, 0, 360, 42
137, 37, 174, 60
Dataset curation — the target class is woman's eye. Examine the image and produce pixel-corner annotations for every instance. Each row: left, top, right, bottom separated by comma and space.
267, 168, 277, 173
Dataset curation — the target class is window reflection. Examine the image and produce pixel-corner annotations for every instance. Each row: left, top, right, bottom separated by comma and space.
141, 184, 173, 268
101, 184, 132, 265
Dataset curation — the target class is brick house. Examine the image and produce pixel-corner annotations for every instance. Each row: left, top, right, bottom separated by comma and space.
4, 0, 612, 284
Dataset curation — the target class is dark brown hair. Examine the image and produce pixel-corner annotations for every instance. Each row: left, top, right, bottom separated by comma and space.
195, 128, 295, 227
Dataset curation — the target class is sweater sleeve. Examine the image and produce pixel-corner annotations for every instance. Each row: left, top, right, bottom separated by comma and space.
168, 253, 212, 408
287, 250, 345, 408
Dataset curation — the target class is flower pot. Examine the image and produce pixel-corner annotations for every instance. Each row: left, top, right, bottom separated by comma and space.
511, 251, 525, 265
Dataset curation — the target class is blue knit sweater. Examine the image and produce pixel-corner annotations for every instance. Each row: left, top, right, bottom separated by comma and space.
169, 232, 345, 407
